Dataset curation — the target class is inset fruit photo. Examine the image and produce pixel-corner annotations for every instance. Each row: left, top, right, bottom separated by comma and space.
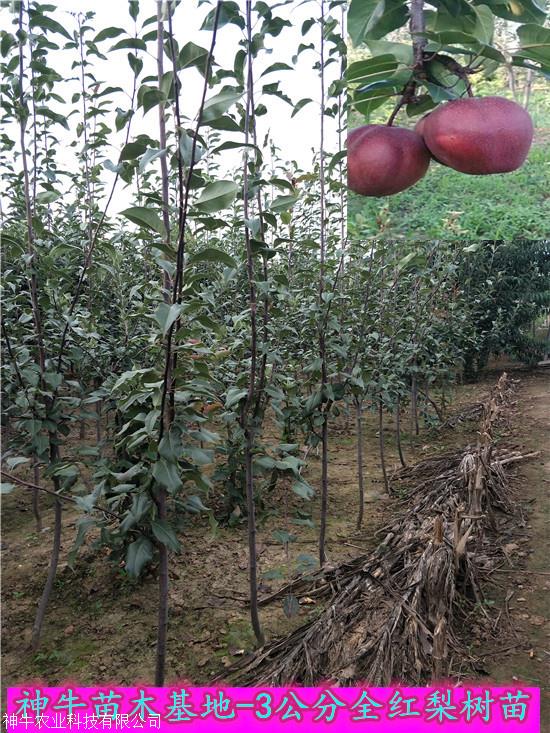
347, 0, 550, 240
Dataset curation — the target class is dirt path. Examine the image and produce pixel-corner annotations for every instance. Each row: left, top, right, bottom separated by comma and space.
482, 370, 550, 727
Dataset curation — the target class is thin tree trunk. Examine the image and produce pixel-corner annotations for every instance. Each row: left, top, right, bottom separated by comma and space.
240, 0, 264, 647
355, 399, 364, 529
152, 2, 222, 683
154, 487, 168, 686
245, 428, 264, 644
395, 394, 406, 468
157, 1, 173, 300
30, 497, 62, 650
32, 460, 42, 533
379, 399, 390, 495
410, 374, 419, 443
319, 412, 329, 565
318, 0, 329, 569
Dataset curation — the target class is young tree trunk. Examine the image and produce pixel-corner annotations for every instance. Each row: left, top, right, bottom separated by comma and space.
395, 394, 406, 468
410, 375, 419, 445
32, 459, 42, 533
318, 0, 330, 569
355, 399, 365, 529
154, 487, 168, 686
30, 496, 62, 650
152, 0, 223, 683
156, 2, 173, 300
240, 0, 264, 646
245, 427, 264, 645
319, 410, 330, 566
93, 376, 102, 453
379, 399, 390, 495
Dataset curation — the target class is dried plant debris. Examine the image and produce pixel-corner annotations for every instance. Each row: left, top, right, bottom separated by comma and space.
217, 374, 535, 685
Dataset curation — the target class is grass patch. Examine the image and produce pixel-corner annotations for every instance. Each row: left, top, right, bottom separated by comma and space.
348, 143, 550, 240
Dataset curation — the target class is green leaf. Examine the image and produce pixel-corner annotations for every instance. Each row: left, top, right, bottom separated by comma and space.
128, 52, 143, 76
120, 206, 165, 236
261, 62, 293, 77
139, 148, 166, 172
152, 459, 183, 492
6, 457, 29, 470
254, 455, 277, 470
201, 89, 242, 123
472, 4, 494, 45
346, 54, 400, 85
115, 108, 133, 131
348, 0, 409, 47
269, 194, 299, 212
275, 455, 304, 474
43, 372, 62, 389
425, 59, 469, 101
0, 483, 15, 495
36, 190, 61, 204
201, 2, 244, 31
291, 98, 314, 118
94, 26, 125, 43
1, 32, 15, 58
126, 536, 153, 577
35, 106, 70, 130
68, 517, 95, 568
30, 13, 73, 40
119, 140, 147, 161
184, 495, 210, 513
195, 181, 239, 213
352, 79, 404, 116
159, 428, 184, 463
292, 481, 315, 500
514, 24, 550, 70
179, 41, 208, 70
367, 39, 413, 64
151, 519, 181, 552
137, 85, 166, 114
154, 302, 183, 336
111, 463, 144, 482
110, 38, 147, 52
205, 116, 242, 132
188, 247, 237, 268
129, 0, 139, 21
474, 0, 546, 24
183, 446, 213, 466
225, 387, 248, 409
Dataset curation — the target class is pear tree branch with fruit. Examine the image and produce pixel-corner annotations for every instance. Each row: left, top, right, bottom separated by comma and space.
347, 0, 549, 197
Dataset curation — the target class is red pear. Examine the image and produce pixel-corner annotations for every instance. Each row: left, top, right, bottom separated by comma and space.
414, 116, 447, 166
418, 96, 533, 175
347, 125, 431, 197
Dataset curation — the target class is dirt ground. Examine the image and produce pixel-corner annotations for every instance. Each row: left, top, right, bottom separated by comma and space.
1, 369, 549, 712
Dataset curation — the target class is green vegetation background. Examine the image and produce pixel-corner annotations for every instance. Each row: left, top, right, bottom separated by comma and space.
348, 72, 550, 241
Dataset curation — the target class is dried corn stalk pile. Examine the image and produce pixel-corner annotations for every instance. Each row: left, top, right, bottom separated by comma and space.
219, 373, 529, 685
